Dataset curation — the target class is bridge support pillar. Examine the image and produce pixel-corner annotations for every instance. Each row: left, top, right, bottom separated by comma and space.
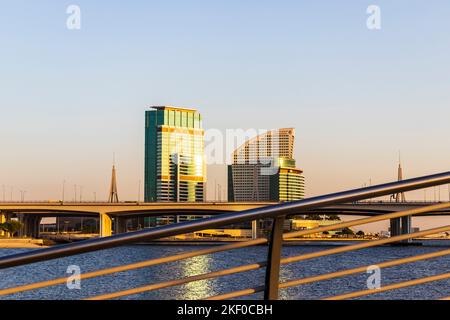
390, 216, 413, 243
114, 217, 127, 234
390, 218, 402, 237
99, 212, 113, 237
17, 214, 27, 237
401, 215, 412, 243
30, 216, 40, 238
34, 217, 42, 238
252, 220, 259, 240
0, 211, 6, 237
137, 217, 145, 231
17, 215, 41, 238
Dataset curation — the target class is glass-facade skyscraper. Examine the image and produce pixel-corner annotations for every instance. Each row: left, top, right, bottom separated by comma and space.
145, 106, 206, 203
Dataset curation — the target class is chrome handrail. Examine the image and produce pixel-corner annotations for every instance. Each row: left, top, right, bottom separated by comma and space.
1, 171, 450, 270
2, 171, 450, 300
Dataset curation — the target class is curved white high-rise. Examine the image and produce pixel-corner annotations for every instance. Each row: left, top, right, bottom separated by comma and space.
228, 128, 305, 202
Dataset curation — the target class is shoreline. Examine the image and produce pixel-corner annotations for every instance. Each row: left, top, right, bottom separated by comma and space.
0, 239, 49, 249
1, 237, 370, 248
2, 237, 450, 249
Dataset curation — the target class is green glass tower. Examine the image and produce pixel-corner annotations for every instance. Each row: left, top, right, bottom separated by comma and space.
145, 106, 206, 203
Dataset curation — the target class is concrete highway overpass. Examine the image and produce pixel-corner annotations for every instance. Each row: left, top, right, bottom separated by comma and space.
0, 202, 275, 238
1, 201, 450, 238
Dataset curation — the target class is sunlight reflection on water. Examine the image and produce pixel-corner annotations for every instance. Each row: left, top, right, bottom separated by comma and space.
2, 241, 450, 300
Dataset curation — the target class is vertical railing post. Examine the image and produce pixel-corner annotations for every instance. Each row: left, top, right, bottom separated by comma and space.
264, 215, 285, 300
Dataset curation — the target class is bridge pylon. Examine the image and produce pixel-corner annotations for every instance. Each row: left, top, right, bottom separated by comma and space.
108, 164, 119, 203
390, 156, 412, 240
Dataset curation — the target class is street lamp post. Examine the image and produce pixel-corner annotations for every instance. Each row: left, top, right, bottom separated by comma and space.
62, 180, 66, 202
19, 190, 26, 202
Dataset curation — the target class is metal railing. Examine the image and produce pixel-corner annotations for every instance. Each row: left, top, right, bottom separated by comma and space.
1, 171, 450, 300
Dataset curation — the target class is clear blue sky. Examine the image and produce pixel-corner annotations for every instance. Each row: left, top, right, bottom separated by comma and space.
1, 0, 450, 225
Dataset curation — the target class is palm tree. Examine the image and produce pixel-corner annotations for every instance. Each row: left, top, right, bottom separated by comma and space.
356, 230, 365, 237
0, 221, 23, 238
0, 223, 8, 237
